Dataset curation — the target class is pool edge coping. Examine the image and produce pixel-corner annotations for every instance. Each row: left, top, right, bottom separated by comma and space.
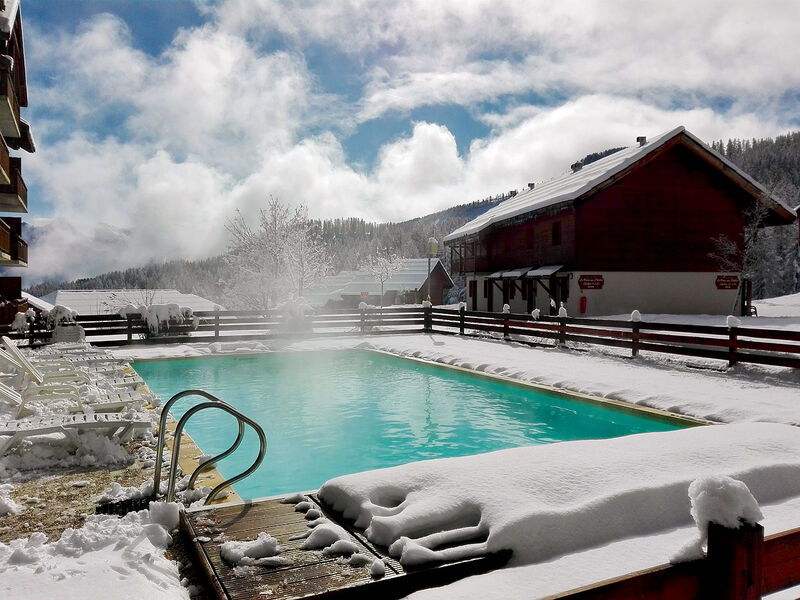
363, 348, 712, 428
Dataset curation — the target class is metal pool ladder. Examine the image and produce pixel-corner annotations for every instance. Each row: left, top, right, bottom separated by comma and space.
153, 389, 267, 505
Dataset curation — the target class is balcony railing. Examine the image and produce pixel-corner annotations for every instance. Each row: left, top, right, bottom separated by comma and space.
0, 157, 26, 212
0, 66, 21, 139
0, 219, 10, 261
0, 217, 26, 266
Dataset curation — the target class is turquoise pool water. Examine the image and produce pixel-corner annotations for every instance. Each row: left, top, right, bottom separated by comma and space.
133, 351, 684, 499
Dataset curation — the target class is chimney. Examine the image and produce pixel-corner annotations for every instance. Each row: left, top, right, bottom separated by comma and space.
527, 182, 535, 190
570, 161, 583, 172
637, 136, 647, 147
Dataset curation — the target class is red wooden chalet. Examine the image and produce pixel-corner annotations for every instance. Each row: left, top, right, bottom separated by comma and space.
444, 127, 796, 317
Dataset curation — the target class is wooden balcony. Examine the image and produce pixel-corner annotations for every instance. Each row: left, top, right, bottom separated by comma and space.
0, 65, 21, 139
0, 219, 10, 262
0, 217, 26, 266
0, 157, 26, 212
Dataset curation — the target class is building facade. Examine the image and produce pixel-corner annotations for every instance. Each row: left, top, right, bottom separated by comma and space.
0, 0, 34, 323
445, 127, 796, 317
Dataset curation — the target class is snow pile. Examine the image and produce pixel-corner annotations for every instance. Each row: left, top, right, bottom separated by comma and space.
1, 432, 135, 476
727, 315, 742, 329
220, 532, 287, 567
320, 423, 800, 567
630, 310, 642, 322
0, 483, 22, 515
502, 304, 510, 314
10, 312, 27, 334
119, 304, 194, 335
672, 475, 763, 561
0, 506, 187, 600
43, 305, 78, 328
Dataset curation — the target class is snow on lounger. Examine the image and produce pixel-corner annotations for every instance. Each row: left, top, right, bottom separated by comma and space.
319, 423, 800, 567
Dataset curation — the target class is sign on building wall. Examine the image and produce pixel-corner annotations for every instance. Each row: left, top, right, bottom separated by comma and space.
578, 275, 605, 290
715, 275, 740, 290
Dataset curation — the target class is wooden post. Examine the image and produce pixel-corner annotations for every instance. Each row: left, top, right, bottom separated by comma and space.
127, 315, 133, 344
559, 317, 567, 347
28, 315, 35, 346
459, 305, 465, 335
424, 305, 432, 333
503, 314, 510, 340
214, 310, 220, 341
703, 522, 763, 600
728, 327, 738, 368
360, 308, 366, 335
632, 322, 640, 357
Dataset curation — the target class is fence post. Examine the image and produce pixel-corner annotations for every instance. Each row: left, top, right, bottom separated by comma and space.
503, 314, 509, 340
360, 308, 366, 335
214, 309, 220, 341
558, 317, 567, 347
632, 322, 640, 357
728, 327, 738, 368
703, 522, 763, 600
424, 305, 432, 333
127, 315, 133, 344
459, 305, 465, 335
28, 315, 35, 346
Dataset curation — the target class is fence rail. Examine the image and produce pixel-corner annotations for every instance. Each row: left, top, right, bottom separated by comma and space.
2, 307, 798, 369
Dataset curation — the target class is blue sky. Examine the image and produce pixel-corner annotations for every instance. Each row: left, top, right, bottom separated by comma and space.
14, 0, 800, 282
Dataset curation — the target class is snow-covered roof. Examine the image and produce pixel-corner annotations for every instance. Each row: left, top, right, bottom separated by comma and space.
305, 259, 453, 305
444, 126, 796, 242
21, 291, 54, 313
40, 289, 223, 315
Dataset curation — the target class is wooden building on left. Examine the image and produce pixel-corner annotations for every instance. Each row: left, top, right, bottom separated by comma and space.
0, 0, 34, 323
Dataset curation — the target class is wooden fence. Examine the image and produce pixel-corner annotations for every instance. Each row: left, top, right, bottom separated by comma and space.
550, 522, 800, 600
3, 306, 799, 369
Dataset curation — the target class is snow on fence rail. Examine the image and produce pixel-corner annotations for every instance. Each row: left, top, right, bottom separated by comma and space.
2, 307, 798, 368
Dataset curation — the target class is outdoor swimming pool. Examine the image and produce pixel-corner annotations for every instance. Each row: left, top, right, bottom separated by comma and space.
133, 350, 687, 499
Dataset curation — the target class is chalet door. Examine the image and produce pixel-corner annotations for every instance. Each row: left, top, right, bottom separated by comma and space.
526, 279, 534, 313
469, 280, 477, 311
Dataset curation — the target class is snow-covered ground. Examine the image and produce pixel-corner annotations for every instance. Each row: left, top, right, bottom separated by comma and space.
3, 296, 800, 599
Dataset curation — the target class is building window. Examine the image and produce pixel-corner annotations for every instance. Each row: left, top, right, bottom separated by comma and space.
552, 221, 562, 246
483, 280, 488, 298
469, 280, 477, 298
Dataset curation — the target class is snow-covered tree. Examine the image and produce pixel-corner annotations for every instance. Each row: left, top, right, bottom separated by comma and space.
222, 197, 331, 310
364, 250, 404, 308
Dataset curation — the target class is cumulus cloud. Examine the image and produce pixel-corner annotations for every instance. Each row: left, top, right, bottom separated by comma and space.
18, 1, 800, 283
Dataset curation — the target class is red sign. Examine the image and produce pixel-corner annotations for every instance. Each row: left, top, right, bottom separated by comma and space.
715, 275, 740, 290
578, 275, 604, 290
361, 291, 369, 298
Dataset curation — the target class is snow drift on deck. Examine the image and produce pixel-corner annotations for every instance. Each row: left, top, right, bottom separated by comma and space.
320, 423, 800, 567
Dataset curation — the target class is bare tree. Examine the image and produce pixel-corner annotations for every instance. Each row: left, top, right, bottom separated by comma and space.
364, 251, 404, 308
222, 197, 331, 310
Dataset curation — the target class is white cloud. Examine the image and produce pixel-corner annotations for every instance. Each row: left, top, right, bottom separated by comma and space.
18, 1, 800, 283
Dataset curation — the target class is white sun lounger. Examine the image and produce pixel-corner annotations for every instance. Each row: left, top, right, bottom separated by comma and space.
0, 338, 92, 386
0, 413, 152, 456
0, 379, 143, 419
0, 380, 83, 418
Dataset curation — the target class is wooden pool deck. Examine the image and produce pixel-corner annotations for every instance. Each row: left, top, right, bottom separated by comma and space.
181, 494, 511, 600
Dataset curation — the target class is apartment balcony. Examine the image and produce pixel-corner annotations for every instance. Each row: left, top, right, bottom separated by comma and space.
0, 157, 26, 212
0, 217, 27, 267
0, 218, 10, 262
0, 65, 21, 140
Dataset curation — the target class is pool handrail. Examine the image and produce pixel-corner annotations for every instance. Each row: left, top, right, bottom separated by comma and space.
166, 400, 267, 504
154, 389, 245, 501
